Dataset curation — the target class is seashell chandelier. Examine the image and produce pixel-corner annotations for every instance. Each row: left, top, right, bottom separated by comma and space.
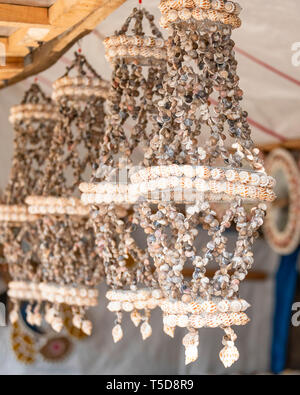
0, 83, 57, 326
126, 0, 274, 368
2, 0, 278, 369
80, 7, 167, 343
26, 53, 109, 335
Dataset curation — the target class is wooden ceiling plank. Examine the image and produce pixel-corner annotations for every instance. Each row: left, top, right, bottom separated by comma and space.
0, 3, 49, 28
0, 0, 126, 87
52, 0, 127, 53
49, 0, 105, 28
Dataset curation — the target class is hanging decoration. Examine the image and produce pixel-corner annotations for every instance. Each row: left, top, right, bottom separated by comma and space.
80, 7, 167, 342
10, 302, 73, 364
128, 0, 276, 367
26, 53, 109, 335
263, 148, 300, 255
0, 83, 57, 326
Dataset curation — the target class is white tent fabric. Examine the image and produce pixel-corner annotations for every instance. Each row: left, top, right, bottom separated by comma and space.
0, 0, 296, 374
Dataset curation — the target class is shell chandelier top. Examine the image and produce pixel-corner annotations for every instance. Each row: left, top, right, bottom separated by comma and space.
127, 0, 276, 367
0, 83, 57, 327
80, 7, 167, 343
104, 6, 167, 65
25, 53, 108, 335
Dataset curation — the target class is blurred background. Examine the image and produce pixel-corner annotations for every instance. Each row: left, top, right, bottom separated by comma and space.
0, 0, 299, 374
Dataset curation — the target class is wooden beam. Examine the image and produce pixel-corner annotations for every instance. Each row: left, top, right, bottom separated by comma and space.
49, 0, 102, 27
0, 3, 49, 28
259, 138, 300, 153
0, 56, 24, 77
1, 0, 126, 88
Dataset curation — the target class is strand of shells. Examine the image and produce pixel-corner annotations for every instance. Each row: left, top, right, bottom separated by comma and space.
9, 103, 58, 123
163, 311, 250, 328
161, 297, 250, 314
131, 165, 275, 188
130, 177, 275, 203
0, 205, 38, 222
160, 8, 241, 29
80, 182, 139, 205
159, 0, 241, 14
26, 196, 89, 216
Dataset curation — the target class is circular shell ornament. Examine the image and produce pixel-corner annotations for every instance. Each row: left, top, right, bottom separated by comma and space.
263, 149, 300, 254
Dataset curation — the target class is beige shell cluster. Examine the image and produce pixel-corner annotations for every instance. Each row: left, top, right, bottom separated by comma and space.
161, 298, 250, 314
9, 103, 58, 124
0, 204, 37, 223
26, 196, 89, 216
52, 76, 109, 102
107, 289, 164, 342
159, 0, 242, 29
104, 34, 167, 63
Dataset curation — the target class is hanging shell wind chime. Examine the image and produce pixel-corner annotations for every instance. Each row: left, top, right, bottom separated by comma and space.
80, 7, 167, 343
0, 83, 57, 326
130, 0, 276, 367
26, 53, 109, 335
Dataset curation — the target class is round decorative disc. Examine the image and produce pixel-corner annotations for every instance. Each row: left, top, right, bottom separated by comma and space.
39, 337, 72, 362
264, 148, 300, 254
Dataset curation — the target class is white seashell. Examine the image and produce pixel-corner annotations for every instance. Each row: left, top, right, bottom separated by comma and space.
224, 1, 235, 13
178, 8, 192, 20
195, 0, 211, 10
81, 320, 93, 336
182, 332, 199, 347
217, 300, 230, 313
134, 301, 147, 309
202, 301, 217, 313
34, 314, 42, 327
107, 301, 121, 312
9, 310, 19, 324
163, 325, 175, 338
152, 289, 163, 299
190, 315, 206, 328
52, 317, 63, 333
218, 313, 234, 327
177, 315, 189, 327
206, 315, 221, 328
45, 308, 55, 324
240, 299, 251, 311
140, 322, 152, 340
163, 314, 177, 327
167, 9, 179, 22
219, 345, 239, 368
130, 310, 142, 327
230, 300, 242, 313
72, 314, 82, 329
211, 0, 224, 11
112, 324, 123, 343
122, 302, 134, 312
185, 345, 198, 365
